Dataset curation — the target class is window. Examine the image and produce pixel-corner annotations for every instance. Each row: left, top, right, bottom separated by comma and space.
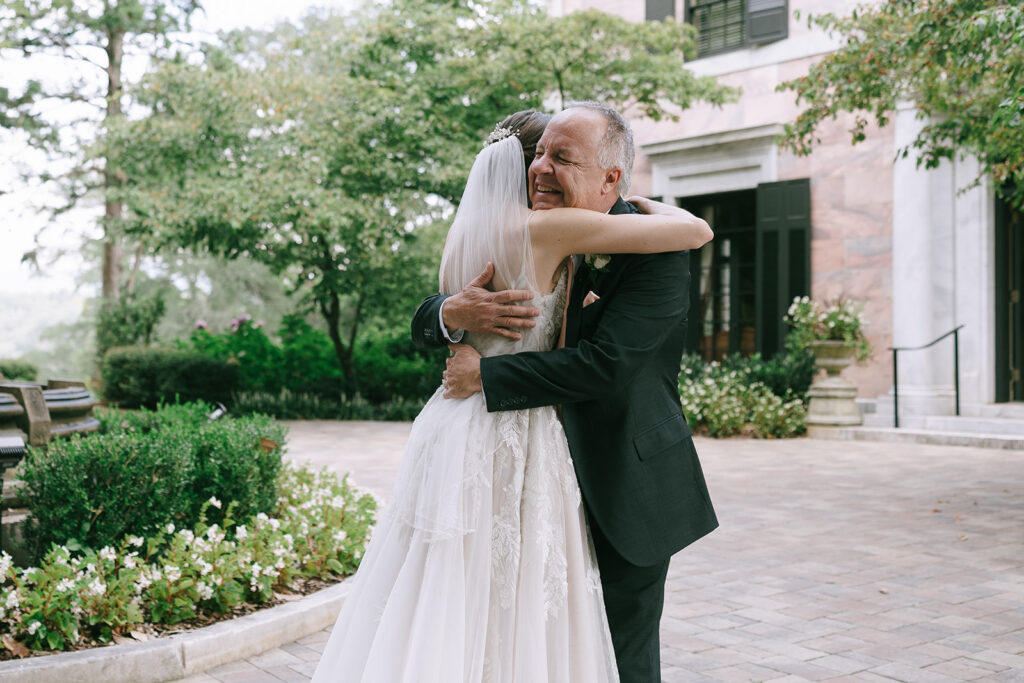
646, 0, 676, 22
674, 0, 789, 57
688, 0, 746, 56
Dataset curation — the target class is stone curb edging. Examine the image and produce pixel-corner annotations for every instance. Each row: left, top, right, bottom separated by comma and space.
0, 580, 349, 683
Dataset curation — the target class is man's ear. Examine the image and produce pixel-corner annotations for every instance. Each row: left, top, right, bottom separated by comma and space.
603, 168, 622, 194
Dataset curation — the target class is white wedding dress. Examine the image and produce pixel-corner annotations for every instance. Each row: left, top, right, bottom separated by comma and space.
311, 267, 619, 682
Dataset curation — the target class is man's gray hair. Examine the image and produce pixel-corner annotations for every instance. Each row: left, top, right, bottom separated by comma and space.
566, 101, 635, 196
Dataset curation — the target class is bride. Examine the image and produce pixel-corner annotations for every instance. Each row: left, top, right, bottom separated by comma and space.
311, 115, 712, 683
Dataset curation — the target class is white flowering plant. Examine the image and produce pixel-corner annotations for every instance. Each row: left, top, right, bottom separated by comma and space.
678, 356, 807, 438
0, 464, 376, 652
783, 296, 872, 361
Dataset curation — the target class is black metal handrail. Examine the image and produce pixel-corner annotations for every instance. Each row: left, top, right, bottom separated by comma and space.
889, 325, 964, 428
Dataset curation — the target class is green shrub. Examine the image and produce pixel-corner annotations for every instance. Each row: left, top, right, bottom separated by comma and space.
279, 314, 345, 395
20, 403, 286, 559
96, 401, 213, 434
184, 414, 286, 527
232, 389, 426, 421
721, 351, 816, 401
102, 346, 238, 409
679, 354, 806, 438
353, 331, 445, 404
188, 318, 285, 393
185, 318, 442, 408
0, 358, 38, 382
99, 403, 286, 527
18, 432, 195, 561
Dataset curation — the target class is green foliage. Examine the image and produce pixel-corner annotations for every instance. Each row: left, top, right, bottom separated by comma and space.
278, 314, 345, 396
181, 317, 442, 413
353, 331, 446, 404
0, 358, 38, 381
784, 296, 872, 361
0, 463, 376, 649
18, 432, 195, 562
101, 346, 238, 408
721, 351, 817, 401
187, 319, 285, 393
777, 0, 1024, 208
95, 401, 211, 434
107, 1, 736, 388
231, 390, 427, 422
100, 404, 286, 527
96, 292, 167, 360
679, 355, 807, 438
19, 404, 285, 561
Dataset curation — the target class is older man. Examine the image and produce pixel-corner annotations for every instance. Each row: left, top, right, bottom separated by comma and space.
411, 102, 717, 683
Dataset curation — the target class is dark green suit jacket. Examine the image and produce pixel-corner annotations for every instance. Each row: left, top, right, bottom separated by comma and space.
411, 198, 718, 567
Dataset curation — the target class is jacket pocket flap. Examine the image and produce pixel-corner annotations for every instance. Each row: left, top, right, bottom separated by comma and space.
633, 413, 692, 461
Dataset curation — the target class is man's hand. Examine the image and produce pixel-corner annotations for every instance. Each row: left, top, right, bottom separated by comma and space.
443, 343, 482, 398
443, 262, 540, 341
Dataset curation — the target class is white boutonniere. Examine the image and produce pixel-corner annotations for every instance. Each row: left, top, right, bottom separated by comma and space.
585, 253, 612, 272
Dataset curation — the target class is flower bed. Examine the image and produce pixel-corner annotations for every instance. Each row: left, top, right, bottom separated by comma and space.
0, 464, 375, 656
679, 354, 808, 439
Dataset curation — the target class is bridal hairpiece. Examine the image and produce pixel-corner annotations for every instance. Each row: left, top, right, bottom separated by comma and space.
484, 125, 520, 148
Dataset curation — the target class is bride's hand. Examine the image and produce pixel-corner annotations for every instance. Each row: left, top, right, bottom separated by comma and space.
626, 195, 690, 217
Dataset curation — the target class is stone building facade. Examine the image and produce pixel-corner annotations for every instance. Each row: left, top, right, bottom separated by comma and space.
546, 0, 1022, 415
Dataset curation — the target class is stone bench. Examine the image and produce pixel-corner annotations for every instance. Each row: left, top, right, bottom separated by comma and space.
0, 379, 100, 447
0, 380, 100, 508
0, 392, 28, 443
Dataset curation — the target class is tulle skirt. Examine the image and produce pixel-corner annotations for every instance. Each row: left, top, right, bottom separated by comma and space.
311, 387, 618, 682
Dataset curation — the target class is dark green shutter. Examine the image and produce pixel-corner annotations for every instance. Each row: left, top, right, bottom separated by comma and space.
747, 0, 788, 44
755, 179, 810, 356
646, 0, 675, 21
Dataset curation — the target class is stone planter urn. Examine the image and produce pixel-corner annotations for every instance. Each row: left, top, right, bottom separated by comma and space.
804, 340, 863, 426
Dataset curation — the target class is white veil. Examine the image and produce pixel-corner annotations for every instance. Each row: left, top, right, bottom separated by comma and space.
439, 135, 534, 295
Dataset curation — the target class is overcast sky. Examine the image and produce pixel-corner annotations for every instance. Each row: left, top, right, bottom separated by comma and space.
0, 0, 362, 297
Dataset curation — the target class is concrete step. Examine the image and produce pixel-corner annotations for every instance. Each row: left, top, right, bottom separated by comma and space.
861, 413, 1024, 435
808, 425, 1024, 450
962, 402, 1024, 419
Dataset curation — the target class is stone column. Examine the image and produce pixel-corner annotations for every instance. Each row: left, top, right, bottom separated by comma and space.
951, 155, 996, 409
890, 103, 957, 416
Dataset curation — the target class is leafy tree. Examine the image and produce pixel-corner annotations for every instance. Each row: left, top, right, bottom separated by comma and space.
777, 0, 1024, 207
96, 290, 166, 359
0, 0, 202, 299
109, 1, 736, 387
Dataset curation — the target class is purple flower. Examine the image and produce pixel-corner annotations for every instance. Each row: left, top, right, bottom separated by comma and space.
195, 319, 208, 330
230, 315, 252, 333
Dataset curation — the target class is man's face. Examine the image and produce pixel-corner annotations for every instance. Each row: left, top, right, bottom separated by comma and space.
528, 109, 619, 212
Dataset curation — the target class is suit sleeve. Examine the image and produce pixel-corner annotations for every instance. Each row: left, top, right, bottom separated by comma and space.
480, 250, 690, 411
411, 294, 451, 349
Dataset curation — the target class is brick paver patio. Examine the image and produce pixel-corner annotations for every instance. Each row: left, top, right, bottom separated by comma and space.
176, 421, 1024, 682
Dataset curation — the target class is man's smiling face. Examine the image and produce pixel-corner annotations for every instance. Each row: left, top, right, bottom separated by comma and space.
528, 108, 618, 212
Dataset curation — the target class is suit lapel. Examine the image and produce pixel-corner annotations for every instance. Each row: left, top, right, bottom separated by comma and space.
566, 257, 588, 346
